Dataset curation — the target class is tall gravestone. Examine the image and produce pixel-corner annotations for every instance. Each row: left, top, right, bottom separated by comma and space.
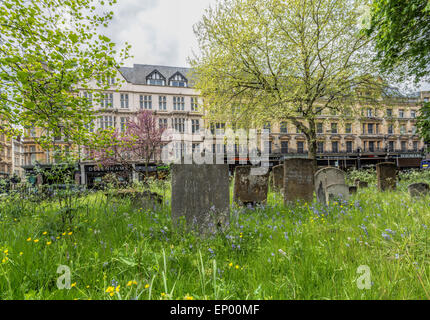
408, 182, 430, 197
376, 162, 397, 191
233, 166, 269, 205
325, 183, 350, 203
314, 167, 347, 205
171, 164, 230, 235
272, 164, 284, 191
283, 158, 315, 204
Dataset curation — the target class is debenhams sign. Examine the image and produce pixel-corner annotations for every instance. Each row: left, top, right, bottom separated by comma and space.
85, 165, 126, 173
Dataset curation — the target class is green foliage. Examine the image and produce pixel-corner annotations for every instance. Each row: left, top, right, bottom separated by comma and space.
0, 0, 131, 148
368, 0, 430, 83
1, 172, 430, 299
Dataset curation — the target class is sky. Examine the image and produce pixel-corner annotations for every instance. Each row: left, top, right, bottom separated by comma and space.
105, 0, 216, 68
104, 0, 430, 91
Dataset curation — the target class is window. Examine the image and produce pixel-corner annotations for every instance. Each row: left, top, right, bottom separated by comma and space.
317, 142, 324, 153
388, 124, 394, 134
332, 141, 339, 153
263, 122, 271, 133
83, 92, 93, 106
170, 73, 187, 87
147, 71, 165, 86
399, 109, 404, 118
173, 118, 185, 133
345, 123, 352, 134
140, 95, 152, 109
387, 109, 393, 117
159, 119, 168, 129
175, 142, 186, 159
101, 93, 113, 108
120, 117, 129, 132
296, 125, 301, 134
368, 123, 374, 134
280, 122, 288, 133
413, 141, 419, 151
100, 116, 114, 129
191, 97, 198, 111
281, 141, 288, 153
367, 108, 373, 117
368, 141, 375, 152
346, 141, 353, 153
401, 141, 407, 151
297, 141, 304, 153
120, 93, 129, 109
159, 96, 167, 110
173, 96, 185, 111
411, 110, 416, 118
315, 107, 323, 115
316, 123, 323, 134
400, 124, 406, 134
388, 141, 394, 152
424, 97, 429, 102
192, 143, 201, 153
331, 123, 338, 134
191, 119, 200, 134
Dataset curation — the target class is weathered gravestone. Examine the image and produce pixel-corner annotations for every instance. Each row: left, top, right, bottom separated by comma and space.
314, 167, 346, 205
349, 186, 358, 194
376, 162, 397, 191
325, 183, 350, 203
233, 166, 270, 205
355, 179, 369, 188
284, 158, 315, 204
171, 164, 230, 235
272, 164, 284, 191
408, 182, 430, 197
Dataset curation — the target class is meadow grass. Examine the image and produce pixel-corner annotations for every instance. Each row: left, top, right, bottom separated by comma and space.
0, 173, 429, 300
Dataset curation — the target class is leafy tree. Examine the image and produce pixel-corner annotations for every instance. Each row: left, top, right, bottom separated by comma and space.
0, 0, 131, 152
190, 0, 383, 160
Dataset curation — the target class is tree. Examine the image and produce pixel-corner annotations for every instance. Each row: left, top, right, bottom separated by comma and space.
190, 0, 383, 160
92, 110, 167, 182
368, 0, 430, 147
0, 0, 130, 152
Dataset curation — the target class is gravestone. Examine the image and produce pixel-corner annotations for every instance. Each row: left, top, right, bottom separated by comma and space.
283, 158, 315, 204
349, 186, 358, 194
325, 183, 350, 203
408, 182, 430, 197
234, 166, 270, 205
171, 164, 230, 235
272, 164, 284, 191
314, 167, 346, 205
376, 162, 397, 191
355, 179, 369, 188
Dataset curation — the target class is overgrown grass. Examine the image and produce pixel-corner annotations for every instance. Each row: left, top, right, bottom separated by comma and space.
0, 172, 429, 300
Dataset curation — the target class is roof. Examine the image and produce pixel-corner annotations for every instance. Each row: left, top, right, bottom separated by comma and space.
118, 64, 195, 87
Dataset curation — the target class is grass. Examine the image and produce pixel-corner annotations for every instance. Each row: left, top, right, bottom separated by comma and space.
0, 172, 430, 300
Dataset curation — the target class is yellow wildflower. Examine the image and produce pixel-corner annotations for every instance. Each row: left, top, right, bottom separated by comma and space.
144, 284, 150, 289
127, 280, 137, 287
33, 239, 39, 243
26, 237, 31, 242
68, 232, 73, 236
42, 231, 47, 235
185, 295, 194, 300
19, 252, 23, 256
46, 241, 52, 246
229, 262, 233, 267
71, 282, 76, 288
106, 286, 114, 293
235, 265, 239, 269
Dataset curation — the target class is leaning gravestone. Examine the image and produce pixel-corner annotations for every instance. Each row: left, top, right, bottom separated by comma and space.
325, 183, 350, 203
272, 164, 284, 191
376, 162, 397, 191
233, 166, 270, 205
349, 186, 358, 194
314, 167, 346, 205
171, 164, 230, 235
284, 158, 315, 204
408, 182, 430, 197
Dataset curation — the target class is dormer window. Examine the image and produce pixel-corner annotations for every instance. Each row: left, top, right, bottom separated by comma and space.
147, 71, 165, 86
169, 73, 187, 87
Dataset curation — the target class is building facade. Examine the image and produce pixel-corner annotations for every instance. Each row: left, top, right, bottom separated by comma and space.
21, 63, 429, 185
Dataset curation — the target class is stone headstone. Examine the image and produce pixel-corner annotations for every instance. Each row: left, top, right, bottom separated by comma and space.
349, 186, 358, 194
376, 162, 397, 191
314, 167, 346, 204
325, 183, 350, 203
36, 174, 43, 186
283, 158, 315, 204
272, 164, 284, 191
233, 166, 269, 205
408, 183, 430, 197
171, 164, 230, 235
355, 180, 369, 188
